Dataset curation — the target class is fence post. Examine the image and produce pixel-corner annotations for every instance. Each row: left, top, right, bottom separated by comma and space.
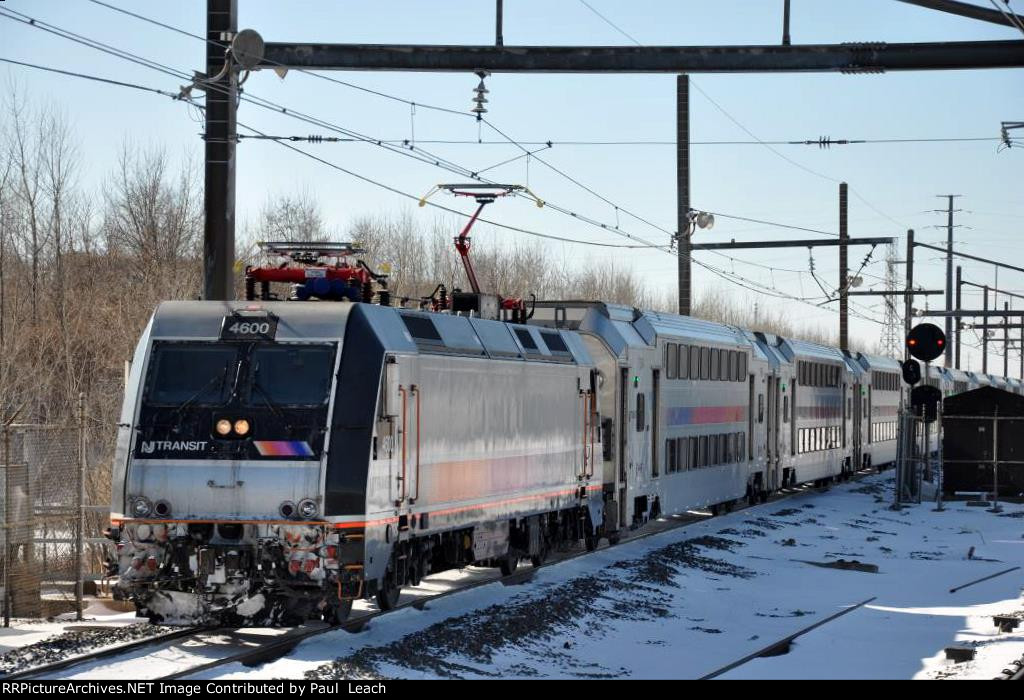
76, 392, 85, 620
3, 418, 9, 628
934, 400, 944, 512
990, 407, 1002, 514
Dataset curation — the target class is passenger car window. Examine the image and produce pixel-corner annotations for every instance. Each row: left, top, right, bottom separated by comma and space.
679, 345, 689, 379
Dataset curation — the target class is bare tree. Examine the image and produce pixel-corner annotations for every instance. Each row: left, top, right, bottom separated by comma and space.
257, 189, 325, 242
103, 143, 201, 265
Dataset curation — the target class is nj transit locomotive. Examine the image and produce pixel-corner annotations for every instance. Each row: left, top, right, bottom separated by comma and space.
109, 296, 1019, 626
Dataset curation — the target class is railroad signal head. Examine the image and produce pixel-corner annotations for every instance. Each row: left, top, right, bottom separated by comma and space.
901, 359, 921, 386
906, 323, 946, 363
910, 384, 942, 423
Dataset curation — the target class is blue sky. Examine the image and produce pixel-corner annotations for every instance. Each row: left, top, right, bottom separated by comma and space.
2, 1, 1022, 370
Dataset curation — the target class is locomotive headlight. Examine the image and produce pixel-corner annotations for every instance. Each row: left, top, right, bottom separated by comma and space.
215, 419, 232, 436
233, 419, 251, 436
297, 498, 318, 519
131, 497, 153, 518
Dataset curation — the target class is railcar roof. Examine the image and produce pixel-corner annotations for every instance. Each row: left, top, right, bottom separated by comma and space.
637, 310, 752, 348
150, 300, 351, 340
856, 352, 902, 372
782, 338, 848, 363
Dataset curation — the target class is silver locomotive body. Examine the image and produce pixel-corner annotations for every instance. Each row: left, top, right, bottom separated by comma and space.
109, 301, 602, 624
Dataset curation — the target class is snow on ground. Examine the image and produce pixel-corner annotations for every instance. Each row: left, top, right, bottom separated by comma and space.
0, 600, 150, 674
199, 472, 1024, 680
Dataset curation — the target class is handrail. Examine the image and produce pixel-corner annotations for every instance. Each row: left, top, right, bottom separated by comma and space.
398, 385, 408, 503
412, 384, 421, 503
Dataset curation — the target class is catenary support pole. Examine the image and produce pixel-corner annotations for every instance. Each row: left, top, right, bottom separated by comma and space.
839, 182, 849, 351
677, 74, 691, 316
204, 0, 237, 301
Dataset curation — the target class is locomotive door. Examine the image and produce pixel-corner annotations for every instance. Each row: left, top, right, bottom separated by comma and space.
380, 358, 401, 506
851, 382, 862, 472
767, 376, 781, 491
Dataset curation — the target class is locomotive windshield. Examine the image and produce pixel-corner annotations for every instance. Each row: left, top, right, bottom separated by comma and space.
250, 345, 335, 406
144, 341, 336, 408
146, 344, 236, 405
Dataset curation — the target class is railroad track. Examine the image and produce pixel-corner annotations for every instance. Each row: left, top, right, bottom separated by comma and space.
11, 471, 873, 680
3, 626, 207, 680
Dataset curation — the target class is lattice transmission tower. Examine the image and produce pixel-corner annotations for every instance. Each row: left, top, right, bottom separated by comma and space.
880, 242, 902, 357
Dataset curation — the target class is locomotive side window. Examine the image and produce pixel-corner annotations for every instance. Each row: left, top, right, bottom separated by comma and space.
514, 328, 538, 350
401, 314, 443, 343
146, 343, 237, 405
540, 331, 569, 353
739, 352, 747, 379
679, 345, 689, 380
251, 344, 336, 405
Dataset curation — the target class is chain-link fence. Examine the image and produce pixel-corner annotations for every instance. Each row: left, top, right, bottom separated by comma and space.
1, 396, 107, 624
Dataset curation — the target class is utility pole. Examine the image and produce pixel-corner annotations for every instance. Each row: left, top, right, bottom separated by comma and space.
905, 230, 915, 358
676, 74, 691, 316
983, 284, 989, 373
942, 194, 957, 367
955, 265, 962, 368
1004, 301, 1010, 378
839, 182, 849, 351
204, 0, 237, 301
495, 0, 504, 47
935, 194, 961, 367
782, 0, 792, 45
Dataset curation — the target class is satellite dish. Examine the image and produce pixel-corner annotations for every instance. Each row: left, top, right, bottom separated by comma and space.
232, 29, 265, 71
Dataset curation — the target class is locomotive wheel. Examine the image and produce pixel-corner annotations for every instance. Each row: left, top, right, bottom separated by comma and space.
376, 574, 401, 611
331, 598, 353, 624
530, 540, 548, 568
499, 552, 519, 576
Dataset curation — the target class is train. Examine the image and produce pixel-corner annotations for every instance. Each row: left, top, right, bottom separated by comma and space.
106, 247, 1021, 626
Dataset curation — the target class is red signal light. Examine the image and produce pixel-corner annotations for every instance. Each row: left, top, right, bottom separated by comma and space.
937, 339, 944, 346
908, 339, 917, 346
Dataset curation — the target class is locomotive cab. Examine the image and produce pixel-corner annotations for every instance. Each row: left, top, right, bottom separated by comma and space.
110, 301, 354, 625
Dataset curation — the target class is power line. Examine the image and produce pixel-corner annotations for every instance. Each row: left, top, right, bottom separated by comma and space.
227, 136, 1001, 147
77, 2, 878, 249
13, 5, 885, 324
0, 56, 180, 99
574, 0, 911, 233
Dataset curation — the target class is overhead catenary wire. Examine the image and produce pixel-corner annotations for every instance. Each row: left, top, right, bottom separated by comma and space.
574, 0, 911, 232
77, 1, 881, 250
10, 6, 891, 323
